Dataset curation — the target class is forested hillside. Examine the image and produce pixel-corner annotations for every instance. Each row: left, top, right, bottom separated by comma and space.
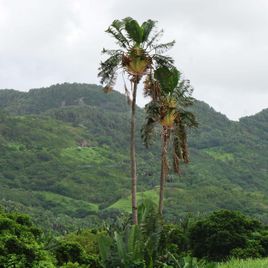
0, 83, 267, 232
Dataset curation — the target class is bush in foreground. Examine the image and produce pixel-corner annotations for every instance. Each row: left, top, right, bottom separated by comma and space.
189, 210, 266, 261
0, 208, 55, 267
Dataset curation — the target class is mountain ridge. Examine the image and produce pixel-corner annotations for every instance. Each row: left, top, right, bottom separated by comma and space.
0, 83, 267, 232
0, 82, 266, 120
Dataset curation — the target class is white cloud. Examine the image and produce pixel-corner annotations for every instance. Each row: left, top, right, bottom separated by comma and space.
0, 0, 267, 120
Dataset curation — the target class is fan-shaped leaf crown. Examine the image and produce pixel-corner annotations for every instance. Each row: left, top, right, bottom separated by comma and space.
154, 66, 180, 94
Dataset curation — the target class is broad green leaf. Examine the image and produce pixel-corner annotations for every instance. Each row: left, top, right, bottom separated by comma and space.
127, 224, 139, 254
141, 19, 157, 42
155, 66, 179, 94
125, 19, 143, 44
114, 231, 127, 264
97, 234, 112, 263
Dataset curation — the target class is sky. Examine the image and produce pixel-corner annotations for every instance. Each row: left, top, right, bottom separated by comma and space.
0, 0, 267, 120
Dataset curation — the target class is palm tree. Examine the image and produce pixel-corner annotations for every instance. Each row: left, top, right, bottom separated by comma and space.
142, 66, 198, 215
98, 17, 176, 224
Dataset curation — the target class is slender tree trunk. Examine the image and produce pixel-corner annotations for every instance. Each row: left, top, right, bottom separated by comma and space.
159, 127, 169, 216
131, 79, 138, 224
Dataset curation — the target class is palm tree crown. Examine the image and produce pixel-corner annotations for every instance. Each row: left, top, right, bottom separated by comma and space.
142, 66, 197, 215
98, 17, 175, 92
142, 66, 198, 173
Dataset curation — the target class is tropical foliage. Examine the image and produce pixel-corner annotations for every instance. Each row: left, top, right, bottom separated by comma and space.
98, 200, 218, 268
2, 204, 268, 267
142, 66, 197, 214
98, 17, 175, 92
0, 83, 268, 232
0, 12, 267, 266
189, 210, 268, 261
0, 208, 55, 267
98, 17, 177, 224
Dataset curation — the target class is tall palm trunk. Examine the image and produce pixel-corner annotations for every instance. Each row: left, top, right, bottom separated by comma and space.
131, 79, 138, 224
159, 127, 169, 215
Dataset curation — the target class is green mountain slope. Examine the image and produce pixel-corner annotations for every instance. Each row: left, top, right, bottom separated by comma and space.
0, 83, 267, 232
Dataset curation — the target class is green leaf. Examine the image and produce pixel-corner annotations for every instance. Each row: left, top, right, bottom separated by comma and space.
98, 52, 122, 87
154, 66, 179, 94
125, 19, 143, 44
141, 19, 157, 42
153, 40, 176, 54
106, 19, 130, 48
127, 225, 144, 261
153, 54, 175, 69
127, 225, 138, 254
146, 30, 164, 49
97, 234, 112, 263
114, 231, 127, 264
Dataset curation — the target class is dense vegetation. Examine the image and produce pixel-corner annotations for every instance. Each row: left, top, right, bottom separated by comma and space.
0, 83, 267, 233
0, 208, 55, 267
1, 12, 267, 265
1, 205, 268, 267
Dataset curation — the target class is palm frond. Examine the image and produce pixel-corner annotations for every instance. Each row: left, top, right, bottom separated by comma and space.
174, 94, 195, 109
143, 73, 161, 100
124, 18, 143, 45
145, 29, 164, 49
179, 111, 198, 128
172, 110, 197, 172
173, 122, 189, 164
122, 16, 133, 25
106, 19, 130, 49
98, 52, 123, 90
177, 79, 193, 95
173, 80, 195, 108
154, 66, 179, 94
141, 101, 161, 147
153, 54, 175, 69
141, 19, 157, 42
173, 148, 180, 174
102, 48, 124, 56
180, 126, 189, 164
141, 119, 155, 148
152, 40, 176, 54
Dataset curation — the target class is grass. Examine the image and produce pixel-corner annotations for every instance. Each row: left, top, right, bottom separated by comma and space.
108, 189, 159, 212
6, 142, 26, 151
60, 146, 127, 166
61, 146, 111, 164
36, 191, 99, 215
219, 258, 268, 268
204, 148, 234, 161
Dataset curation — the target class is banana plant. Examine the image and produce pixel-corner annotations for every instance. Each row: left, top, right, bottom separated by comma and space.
98, 200, 218, 267
98, 17, 176, 224
98, 199, 162, 267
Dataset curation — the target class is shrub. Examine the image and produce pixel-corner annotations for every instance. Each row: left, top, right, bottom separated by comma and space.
0, 209, 55, 267
54, 240, 101, 267
189, 210, 261, 261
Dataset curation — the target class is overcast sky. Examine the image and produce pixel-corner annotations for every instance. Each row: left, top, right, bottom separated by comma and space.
0, 0, 267, 120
